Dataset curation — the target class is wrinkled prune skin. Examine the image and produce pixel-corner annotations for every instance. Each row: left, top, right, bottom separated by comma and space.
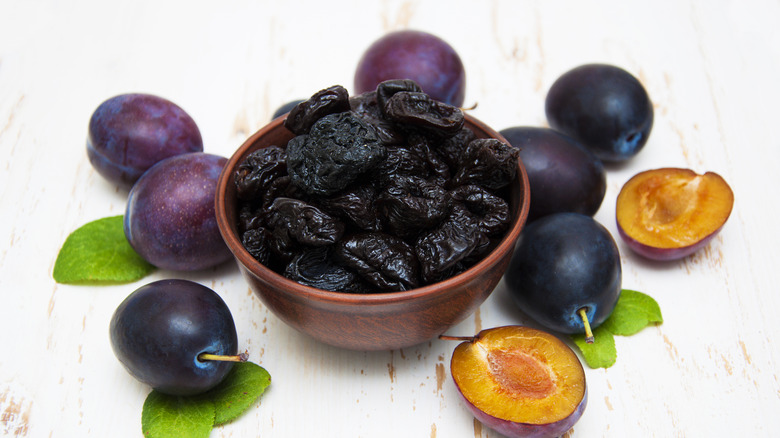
384, 91, 464, 137
376, 79, 423, 112
451, 138, 520, 190
376, 176, 449, 239
336, 232, 421, 292
408, 134, 451, 183
287, 112, 386, 196
373, 145, 431, 187
415, 213, 482, 283
349, 91, 405, 145
436, 126, 476, 169
284, 247, 369, 293
284, 85, 351, 135
242, 227, 272, 265
265, 197, 345, 246
450, 184, 510, 236
318, 183, 383, 232
235, 145, 287, 201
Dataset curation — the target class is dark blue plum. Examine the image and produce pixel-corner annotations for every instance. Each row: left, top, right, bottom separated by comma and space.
87, 93, 203, 188
504, 213, 621, 334
272, 99, 304, 120
124, 152, 231, 271
500, 126, 606, 222
109, 279, 239, 396
354, 30, 466, 107
545, 64, 653, 162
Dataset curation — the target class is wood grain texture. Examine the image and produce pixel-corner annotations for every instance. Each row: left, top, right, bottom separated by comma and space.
1, 0, 779, 436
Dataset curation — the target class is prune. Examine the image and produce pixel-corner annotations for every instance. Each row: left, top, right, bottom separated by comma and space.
505, 213, 622, 335
318, 183, 383, 232
234, 145, 287, 202
436, 126, 476, 169
87, 93, 203, 188
335, 232, 420, 292
500, 126, 606, 222
265, 197, 345, 247
354, 30, 466, 107
376, 79, 423, 111
272, 99, 304, 120
376, 176, 449, 238
451, 138, 519, 190
349, 91, 405, 145
284, 85, 351, 135
545, 63, 653, 162
450, 184, 510, 237
242, 227, 272, 265
284, 247, 368, 293
407, 134, 451, 183
124, 153, 231, 271
109, 279, 239, 396
286, 112, 386, 196
415, 213, 483, 283
383, 91, 464, 137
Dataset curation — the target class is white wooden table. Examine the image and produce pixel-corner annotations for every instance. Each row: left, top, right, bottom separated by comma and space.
1, 1, 779, 436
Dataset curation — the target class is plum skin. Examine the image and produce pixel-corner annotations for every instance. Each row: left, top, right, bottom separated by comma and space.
500, 126, 606, 222
545, 64, 653, 162
109, 279, 239, 396
87, 93, 203, 188
124, 152, 231, 271
505, 212, 622, 334
354, 30, 466, 107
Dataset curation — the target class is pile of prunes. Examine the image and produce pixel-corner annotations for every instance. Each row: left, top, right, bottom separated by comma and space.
234, 80, 520, 293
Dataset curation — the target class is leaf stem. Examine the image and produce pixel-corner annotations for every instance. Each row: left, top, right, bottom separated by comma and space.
578, 308, 595, 344
198, 352, 249, 363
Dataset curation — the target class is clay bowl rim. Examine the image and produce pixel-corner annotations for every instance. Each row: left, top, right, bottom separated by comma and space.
215, 113, 530, 307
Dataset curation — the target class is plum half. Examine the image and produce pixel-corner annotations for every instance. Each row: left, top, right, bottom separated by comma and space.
445, 326, 587, 438
616, 167, 734, 261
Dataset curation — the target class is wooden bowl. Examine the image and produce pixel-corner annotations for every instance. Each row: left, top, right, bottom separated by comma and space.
215, 114, 530, 350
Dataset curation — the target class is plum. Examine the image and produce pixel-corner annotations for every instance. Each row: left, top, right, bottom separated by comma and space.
87, 93, 203, 188
545, 64, 653, 162
443, 326, 587, 438
500, 126, 606, 222
616, 167, 734, 261
354, 30, 466, 107
505, 213, 621, 338
124, 152, 231, 271
109, 279, 242, 396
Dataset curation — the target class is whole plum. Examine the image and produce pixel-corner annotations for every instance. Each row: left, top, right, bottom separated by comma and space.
545, 64, 653, 162
87, 93, 203, 188
354, 30, 466, 107
500, 126, 606, 222
124, 152, 231, 271
109, 279, 239, 396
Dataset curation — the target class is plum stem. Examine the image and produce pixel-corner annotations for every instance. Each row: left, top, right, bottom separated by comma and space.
578, 308, 595, 344
198, 352, 249, 363
439, 334, 478, 342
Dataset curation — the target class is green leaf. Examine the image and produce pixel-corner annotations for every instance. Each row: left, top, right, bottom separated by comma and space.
572, 325, 617, 369
141, 391, 215, 438
601, 289, 663, 336
208, 361, 272, 426
53, 215, 155, 284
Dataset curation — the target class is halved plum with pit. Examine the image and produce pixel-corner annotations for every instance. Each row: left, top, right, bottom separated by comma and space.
616, 167, 734, 261
444, 326, 587, 438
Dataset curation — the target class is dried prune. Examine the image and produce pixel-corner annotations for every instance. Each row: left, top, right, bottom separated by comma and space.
408, 134, 451, 183
376, 176, 449, 238
235, 145, 287, 201
287, 112, 386, 196
284, 246, 368, 293
451, 138, 519, 190
318, 183, 382, 232
376, 79, 423, 112
415, 214, 482, 283
335, 232, 420, 292
241, 227, 272, 265
436, 126, 476, 169
265, 197, 345, 246
383, 91, 464, 137
284, 85, 351, 135
450, 184, 510, 236
373, 145, 431, 187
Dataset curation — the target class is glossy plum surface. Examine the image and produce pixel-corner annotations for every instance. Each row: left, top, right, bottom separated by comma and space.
87, 93, 203, 188
354, 30, 466, 107
109, 279, 238, 396
124, 152, 231, 271
616, 167, 734, 261
449, 326, 587, 438
545, 64, 653, 162
500, 126, 606, 222
505, 212, 621, 334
